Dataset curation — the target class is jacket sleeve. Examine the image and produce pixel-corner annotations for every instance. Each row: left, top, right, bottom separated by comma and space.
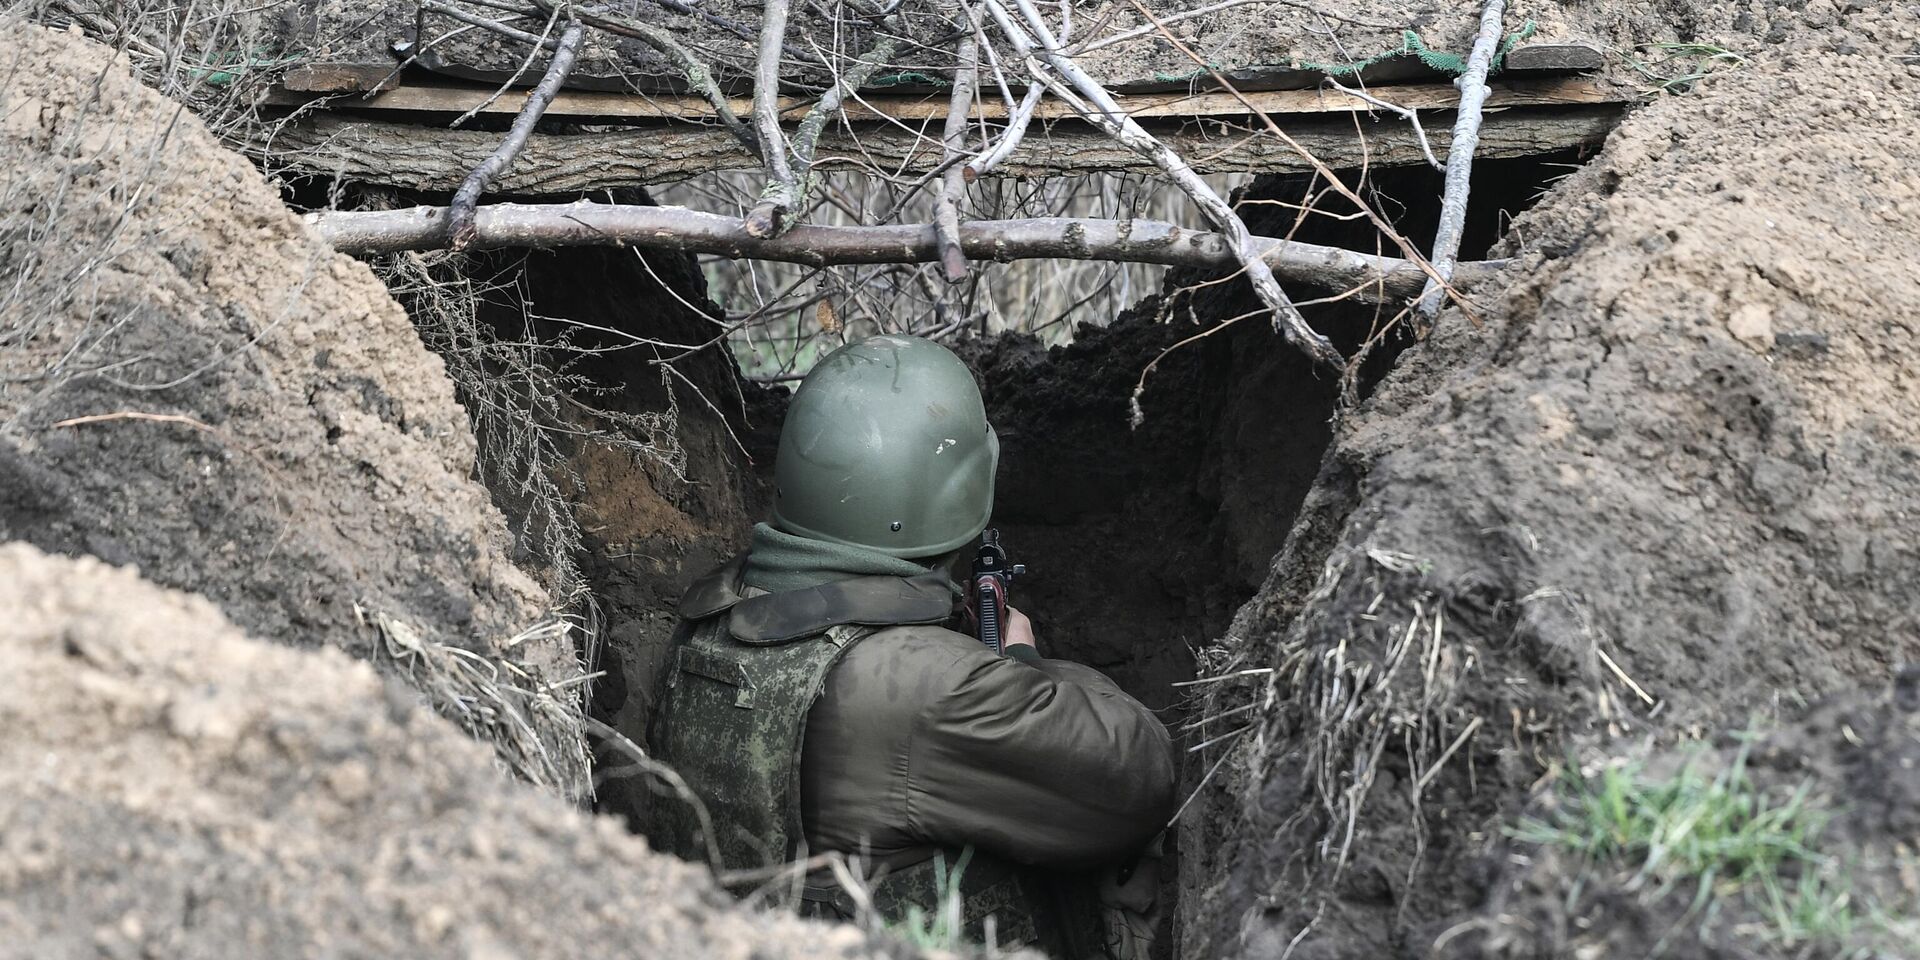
902, 651, 1177, 869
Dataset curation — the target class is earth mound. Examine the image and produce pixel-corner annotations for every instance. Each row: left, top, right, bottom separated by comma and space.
1178, 24, 1920, 960
0, 25, 586, 792
0, 542, 909, 959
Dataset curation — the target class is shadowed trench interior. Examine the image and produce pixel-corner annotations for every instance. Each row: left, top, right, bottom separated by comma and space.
354, 144, 1597, 954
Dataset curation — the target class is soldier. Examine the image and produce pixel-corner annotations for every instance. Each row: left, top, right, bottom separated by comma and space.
648, 335, 1174, 958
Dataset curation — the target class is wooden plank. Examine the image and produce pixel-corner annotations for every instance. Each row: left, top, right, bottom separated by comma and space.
282, 62, 398, 94
264, 75, 1625, 126
1505, 43, 1608, 73
246, 104, 1625, 194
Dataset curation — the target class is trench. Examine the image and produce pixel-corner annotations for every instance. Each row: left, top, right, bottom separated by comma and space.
361, 147, 1591, 955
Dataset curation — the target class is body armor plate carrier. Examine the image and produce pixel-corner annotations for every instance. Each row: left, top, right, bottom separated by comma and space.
650, 614, 1079, 951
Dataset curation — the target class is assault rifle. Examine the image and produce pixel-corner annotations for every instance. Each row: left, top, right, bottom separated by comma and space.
969, 528, 1025, 655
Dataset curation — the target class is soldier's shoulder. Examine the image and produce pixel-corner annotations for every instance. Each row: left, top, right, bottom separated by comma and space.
836, 623, 996, 676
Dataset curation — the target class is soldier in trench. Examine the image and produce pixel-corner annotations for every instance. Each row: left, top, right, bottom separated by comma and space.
646, 335, 1175, 958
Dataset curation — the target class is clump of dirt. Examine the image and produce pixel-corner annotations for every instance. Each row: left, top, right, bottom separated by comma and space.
0, 542, 914, 959
1178, 26, 1920, 960
0, 25, 586, 794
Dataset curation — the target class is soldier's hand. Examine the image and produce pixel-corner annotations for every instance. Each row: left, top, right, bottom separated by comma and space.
1004, 606, 1038, 654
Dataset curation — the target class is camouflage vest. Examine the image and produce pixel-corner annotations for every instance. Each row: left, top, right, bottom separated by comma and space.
650, 614, 871, 872
647, 562, 1075, 951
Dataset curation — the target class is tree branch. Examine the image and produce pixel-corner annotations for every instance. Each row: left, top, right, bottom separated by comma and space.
1416, 0, 1506, 321
418, 0, 553, 49
963, 83, 1042, 180
746, 11, 905, 238
446, 21, 585, 251
936, 34, 979, 283
743, 0, 798, 238
986, 0, 1341, 370
307, 202, 1509, 303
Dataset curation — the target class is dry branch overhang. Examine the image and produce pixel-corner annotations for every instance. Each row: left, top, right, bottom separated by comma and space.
259, 76, 1629, 189
307, 203, 1506, 302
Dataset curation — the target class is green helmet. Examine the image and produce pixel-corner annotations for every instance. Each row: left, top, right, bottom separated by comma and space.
771, 335, 997, 559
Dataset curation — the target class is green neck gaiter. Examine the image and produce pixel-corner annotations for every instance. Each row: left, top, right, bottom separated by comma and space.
741, 522, 933, 594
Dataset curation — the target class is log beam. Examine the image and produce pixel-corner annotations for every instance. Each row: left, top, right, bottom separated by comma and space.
264, 75, 1622, 125
306, 202, 1509, 302
252, 104, 1622, 191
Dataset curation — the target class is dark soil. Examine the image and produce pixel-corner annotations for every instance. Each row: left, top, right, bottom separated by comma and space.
445, 237, 784, 822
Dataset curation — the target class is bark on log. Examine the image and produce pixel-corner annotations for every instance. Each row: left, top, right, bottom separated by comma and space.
250, 107, 1621, 192
247, 107, 1612, 192
307, 202, 1508, 302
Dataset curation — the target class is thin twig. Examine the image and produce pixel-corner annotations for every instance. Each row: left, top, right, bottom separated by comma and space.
1120, 0, 1467, 319
1325, 78, 1444, 172
447, 21, 585, 251
1168, 729, 1246, 826
51, 411, 218, 432
749, 13, 905, 238
448, 2, 564, 129
1416, 0, 1505, 321
583, 716, 727, 874
963, 83, 1042, 180
935, 34, 979, 283
1073, 0, 1402, 54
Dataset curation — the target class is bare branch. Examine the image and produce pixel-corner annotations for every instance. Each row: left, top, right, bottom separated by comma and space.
743, 0, 799, 238
307, 202, 1507, 302
449, 2, 564, 129
1072, 0, 1403, 54
987, 0, 1341, 369
936, 35, 979, 283
964, 83, 1042, 180
1118, 0, 1474, 327
1416, 0, 1506, 321
747, 11, 905, 238
447, 21, 585, 251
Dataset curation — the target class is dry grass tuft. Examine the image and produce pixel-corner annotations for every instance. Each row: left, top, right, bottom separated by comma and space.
367, 606, 593, 795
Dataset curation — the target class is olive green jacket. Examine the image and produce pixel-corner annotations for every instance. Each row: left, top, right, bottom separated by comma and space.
668, 555, 1177, 873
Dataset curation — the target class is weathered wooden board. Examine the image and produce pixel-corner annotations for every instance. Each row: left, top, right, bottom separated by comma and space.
266, 74, 1627, 126
251, 104, 1625, 192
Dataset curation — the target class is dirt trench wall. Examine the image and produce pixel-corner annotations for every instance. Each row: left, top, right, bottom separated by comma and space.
1179, 14, 1920, 956
0, 25, 585, 794
0, 542, 914, 959
417, 238, 779, 821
